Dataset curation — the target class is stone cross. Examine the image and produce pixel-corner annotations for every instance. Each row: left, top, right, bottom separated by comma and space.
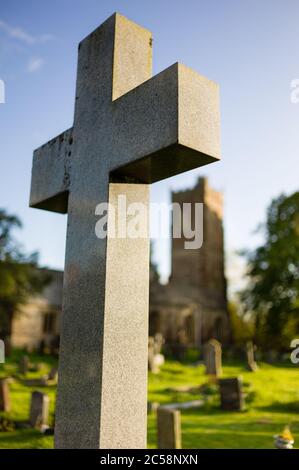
157, 407, 182, 449
204, 339, 222, 377
29, 391, 50, 428
29, 13, 221, 448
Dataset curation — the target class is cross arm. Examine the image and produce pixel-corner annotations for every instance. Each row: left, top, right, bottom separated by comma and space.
29, 128, 73, 213
111, 63, 221, 183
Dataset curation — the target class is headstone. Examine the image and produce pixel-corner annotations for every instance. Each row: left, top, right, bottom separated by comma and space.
0, 339, 4, 363
0, 379, 10, 412
148, 337, 165, 373
48, 367, 58, 382
29, 391, 50, 428
157, 407, 182, 449
172, 328, 188, 361
19, 355, 29, 375
148, 337, 159, 373
29, 13, 221, 448
246, 341, 258, 372
153, 333, 164, 355
219, 377, 244, 411
204, 339, 222, 377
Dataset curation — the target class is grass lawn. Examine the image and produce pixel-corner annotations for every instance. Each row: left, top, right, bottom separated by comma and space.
1, 350, 299, 449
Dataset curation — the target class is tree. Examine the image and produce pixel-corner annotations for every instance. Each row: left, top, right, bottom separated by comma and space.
0, 209, 49, 338
228, 301, 254, 347
242, 191, 299, 350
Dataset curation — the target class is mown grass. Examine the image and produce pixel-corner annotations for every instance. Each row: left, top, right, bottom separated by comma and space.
1, 350, 299, 448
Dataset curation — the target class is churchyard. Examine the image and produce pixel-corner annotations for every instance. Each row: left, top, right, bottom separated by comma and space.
0, 350, 299, 449
1, 6, 298, 455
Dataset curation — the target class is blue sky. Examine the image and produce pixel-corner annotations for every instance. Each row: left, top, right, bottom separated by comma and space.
0, 0, 298, 288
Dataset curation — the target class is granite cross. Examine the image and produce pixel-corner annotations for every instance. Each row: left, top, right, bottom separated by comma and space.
29, 13, 221, 448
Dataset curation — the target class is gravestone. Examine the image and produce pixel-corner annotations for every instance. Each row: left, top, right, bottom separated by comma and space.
29, 391, 50, 428
0, 339, 4, 363
153, 333, 164, 355
0, 379, 10, 412
219, 377, 244, 411
172, 328, 188, 361
48, 367, 58, 382
246, 341, 258, 372
157, 407, 181, 449
148, 337, 159, 373
29, 13, 221, 448
148, 336, 165, 373
204, 339, 222, 377
19, 355, 29, 375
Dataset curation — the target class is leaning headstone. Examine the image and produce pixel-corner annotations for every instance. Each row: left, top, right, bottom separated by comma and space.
19, 355, 29, 375
157, 407, 181, 449
246, 341, 258, 372
204, 339, 222, 377
29, 391, 50, 428
29, 13, 221, 448
48, 367, 58, 382
0, 379, 10, 412
219, 377, 244, 411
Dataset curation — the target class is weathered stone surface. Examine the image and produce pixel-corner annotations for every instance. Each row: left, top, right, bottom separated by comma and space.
29, 12, 221, 449
157, 407, 181, 449
204, 339, 222, 377
29, 391, 50, 428
219, 377, 244, 411
0, 379, 10, 412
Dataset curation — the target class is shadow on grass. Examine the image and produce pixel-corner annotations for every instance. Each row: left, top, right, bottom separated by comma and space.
0, 429, 53, 449
257, 400, 299, 413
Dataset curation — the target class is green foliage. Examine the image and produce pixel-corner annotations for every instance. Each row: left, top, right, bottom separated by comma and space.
0, 209, 50, 336
228, 301, 254, 347
241, 192, 299, 350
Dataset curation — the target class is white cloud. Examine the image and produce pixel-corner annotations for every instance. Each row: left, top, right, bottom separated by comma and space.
27, 57, 44, 73
0, 20, 55, 44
